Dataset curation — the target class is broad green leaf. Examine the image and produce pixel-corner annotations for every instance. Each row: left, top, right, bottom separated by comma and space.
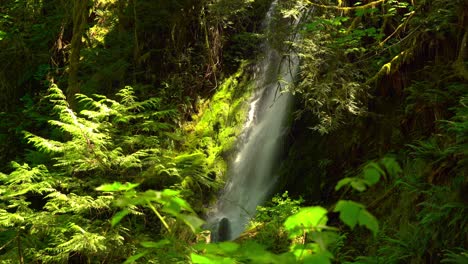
381, 157, 402, 178
284, 206, 328, 237
161, 188, 179, 197
363, 164, 382, 185
123, 250, 149, 264
363, 168, 380, 185
357, 210, 379, 236
194, 243, 229, 257
335, 177, 352, 191
140, 239, 170, 248
111, 209, 130, 227
191, 253, 216, 264
334, 200, 379, 236
171, 196, 193, 212
219, 241, 240, 253
309, 231, 340, 251
162, 199, 182, 215
239, 240, 282, 263
0, 30, 7, 40
336, 177, 368, 192
96, 182, 139, 192
191, 253, 235, 264
303, 251, 333, 264
179, 214, 205, 233
334, 200, 364, 229
193, 242, 219, 252
350, 179, 367, 192
290, 243, 318, 258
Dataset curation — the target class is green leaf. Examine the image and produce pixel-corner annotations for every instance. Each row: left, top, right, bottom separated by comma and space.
363, 165, 382, 185
191, 253, 235, 264
194, 243, 222, 254
0, 30, 7, 40
290, 243, 318, 258
284, 207, 328, 237
218, 241, 240, 253
161, 188, 179, 197
140, 239, 170, 248
191, 253, 216, 264
336, 177, 369, 192
111, 209, 130, 227
303, 251, 333, 264
381, 157, 402, 178
123, 250, 149, 264
309, 231, 340, 251
96, 182, 139, 192
335, 177, 352, 191
357, 210, 379, 236
162, 194, 193, 214
334, 200, 363, 229
334, 200, 379, 236
179, 214, 205, 233
350, 179, 367, 192
239, 241, 285, 263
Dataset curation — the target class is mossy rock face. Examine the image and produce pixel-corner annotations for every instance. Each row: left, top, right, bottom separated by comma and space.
182, 62, 256, 190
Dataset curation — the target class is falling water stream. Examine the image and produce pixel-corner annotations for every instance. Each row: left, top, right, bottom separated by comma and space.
207, 0, 300, 241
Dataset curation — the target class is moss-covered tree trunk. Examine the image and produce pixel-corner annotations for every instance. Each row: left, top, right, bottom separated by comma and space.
67, 0, 89, 109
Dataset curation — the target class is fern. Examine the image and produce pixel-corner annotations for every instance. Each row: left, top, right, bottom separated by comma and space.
0, 84, 213, 262
445, 96, 468, 168
174, 152, 216, 189
442, 249, 468, 264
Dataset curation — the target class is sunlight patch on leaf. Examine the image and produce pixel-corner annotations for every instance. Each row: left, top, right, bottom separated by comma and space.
96, 182, 140, 192
284, 206, 328, 238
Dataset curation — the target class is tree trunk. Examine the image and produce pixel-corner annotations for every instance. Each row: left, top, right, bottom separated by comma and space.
67, 0, 89, 109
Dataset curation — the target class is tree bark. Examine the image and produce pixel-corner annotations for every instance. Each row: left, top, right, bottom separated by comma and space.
67, 0, 89, 109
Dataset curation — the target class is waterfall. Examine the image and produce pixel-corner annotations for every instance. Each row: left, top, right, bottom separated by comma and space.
208, 0, 300, 241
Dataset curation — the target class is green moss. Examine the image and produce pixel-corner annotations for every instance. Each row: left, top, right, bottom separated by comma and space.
182, 61, 255, 185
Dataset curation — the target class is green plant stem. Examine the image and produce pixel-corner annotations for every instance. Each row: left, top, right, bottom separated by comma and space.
147, 202, 171, 232
17, 234, 24, 264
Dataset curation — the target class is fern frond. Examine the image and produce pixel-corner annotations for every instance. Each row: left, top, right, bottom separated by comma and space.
121, 135, 161, 149
127, 97, 162, 112
0, 209, 26, 227
77, 93, 121, 121
116, 86, 138, 106
442, 248, 468, 263
174, 153, 215, 188
46, 85, 68, 105
57, 223, 107, 254
117, 149, 153, 169
23, 132, 64, 153
149, 109, 178, 119
48, 120, 86, 138
3, 162, 47, 184
44, 193, 112, 214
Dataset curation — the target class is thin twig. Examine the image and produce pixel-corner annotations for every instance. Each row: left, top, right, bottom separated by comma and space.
379, 11, 416, 47
308, 0, 385, 11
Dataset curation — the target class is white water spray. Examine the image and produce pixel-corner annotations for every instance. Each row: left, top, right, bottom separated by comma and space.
208, 0, 300, 241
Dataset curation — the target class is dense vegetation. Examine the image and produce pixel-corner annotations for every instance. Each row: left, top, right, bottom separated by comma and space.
0, 0, 466, 263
